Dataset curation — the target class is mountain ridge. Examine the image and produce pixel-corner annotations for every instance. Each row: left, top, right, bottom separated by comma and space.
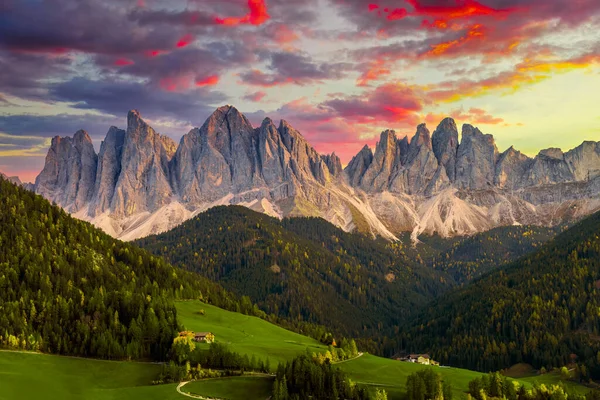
31, 105, 600, 241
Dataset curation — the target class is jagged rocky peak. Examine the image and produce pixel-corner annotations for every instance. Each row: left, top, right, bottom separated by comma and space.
455, 124, 498, 190
322, 152, 343, 177
390, 123, 442, 195
345, 144, 374, 187
35, 129, 98, 212
524, 146, 574, 186
494, 146, 532, 189
432, 117, 459, 182
90, 126, 126, 217
538, 148, 564, 159
411, 123, 432, 148
565, 141, 600, 181
359, 129, 402, 191
110, 110, 175, 217
0, 172, 23, 186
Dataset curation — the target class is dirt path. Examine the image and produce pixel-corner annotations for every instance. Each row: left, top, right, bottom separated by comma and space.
176, 382, 216, 399
176, 375, 274, 400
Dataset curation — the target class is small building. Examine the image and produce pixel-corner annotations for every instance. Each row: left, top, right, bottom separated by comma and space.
396, 353, 440, 366
194, 332, 215, 343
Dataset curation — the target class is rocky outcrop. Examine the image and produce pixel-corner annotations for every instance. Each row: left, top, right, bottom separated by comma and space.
35, 130, 97, 212
33, 107, 600, 241
345, 145, 373, 187
564, 141, 600, 181
455, 124, 498, 190
522, 148, 574, 187
432, 117, 459, 182
110, 110, 176, 217
0, 172, 23, 186
494, 146, 532, 190
389, 124, 443, 195
90, 126, 125, 217
360, 130, 401, 192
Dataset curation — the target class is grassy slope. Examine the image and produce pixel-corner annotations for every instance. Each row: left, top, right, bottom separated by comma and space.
176, 301, 590, 399
176, 300, 329, 367
1, 300, 589, 400
183, 377, 274, 400
0, 351, 180, 400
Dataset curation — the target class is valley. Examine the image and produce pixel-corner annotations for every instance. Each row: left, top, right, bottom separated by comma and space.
0, 298, 592, 400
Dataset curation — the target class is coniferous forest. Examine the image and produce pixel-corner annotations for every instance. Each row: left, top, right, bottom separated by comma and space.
4, 174, 600, 395
136, 206, 452, 338
398, 210, 600, 380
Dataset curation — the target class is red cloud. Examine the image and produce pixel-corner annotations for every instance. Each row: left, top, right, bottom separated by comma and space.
195, 75, 219, 87
215, 0, 270, 26
427, 23, 486, 55
408, 0, 511, 20
114, 58, 134, 66
322, 82, 423, 125
243, 91, 267, 102
176, 34, 194, 48
145, 50, 165, 57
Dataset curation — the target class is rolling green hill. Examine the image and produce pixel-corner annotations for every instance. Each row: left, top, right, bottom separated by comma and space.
0, 177, 284, 362
399, 209, 600, 381
136, 206, 452, 338
176, 301, 328, 367
1, 299, 591, 400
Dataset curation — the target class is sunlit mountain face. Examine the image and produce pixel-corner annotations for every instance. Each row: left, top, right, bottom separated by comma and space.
1, 0, 599, 183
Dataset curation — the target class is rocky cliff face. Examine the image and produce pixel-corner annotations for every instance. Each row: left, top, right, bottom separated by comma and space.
34, 106, 600, 241
35, 130, 97, 212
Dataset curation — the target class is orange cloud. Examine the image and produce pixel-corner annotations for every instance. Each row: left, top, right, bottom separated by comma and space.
428, 53, 600, 103
450, 107, 505, 125
428, 24, 485, 55
195, 75, 219, 87
215, 0, 270, 26
357, 59, 391, 86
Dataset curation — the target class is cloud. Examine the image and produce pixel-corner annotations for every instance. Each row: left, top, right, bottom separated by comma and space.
240, 51, 353, 87
243, 91, 267, 102
215, 0, 270, 26
47, 77, 226, 125
321, 82, 423, 125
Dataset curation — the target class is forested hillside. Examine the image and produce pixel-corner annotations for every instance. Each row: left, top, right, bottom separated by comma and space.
0, 178, 254, 360
398, 210, 600, 380
425, 225, 559, 282
136, 206, 452, 338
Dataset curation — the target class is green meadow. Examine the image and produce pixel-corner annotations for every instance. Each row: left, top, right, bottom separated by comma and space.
0, 351, 180, 400
175, 300, 330, 367
0, 300, 593, 400
182, 376, 274, 400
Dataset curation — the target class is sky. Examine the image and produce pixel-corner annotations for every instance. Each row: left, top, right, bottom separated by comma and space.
0, 0, 599, 183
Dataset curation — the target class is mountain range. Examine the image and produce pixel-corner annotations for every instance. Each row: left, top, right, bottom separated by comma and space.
32, 105, 600, 241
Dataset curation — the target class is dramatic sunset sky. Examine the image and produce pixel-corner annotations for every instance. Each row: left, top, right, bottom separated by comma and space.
1, 0, 599, 182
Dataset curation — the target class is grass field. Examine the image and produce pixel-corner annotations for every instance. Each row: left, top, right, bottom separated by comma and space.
176, 300, 329, 367
0, 350, 182, 400
176, 301, 595, 400
338, 353, 484, 399
1, 301, 593, 400
183, 376, 274, 399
